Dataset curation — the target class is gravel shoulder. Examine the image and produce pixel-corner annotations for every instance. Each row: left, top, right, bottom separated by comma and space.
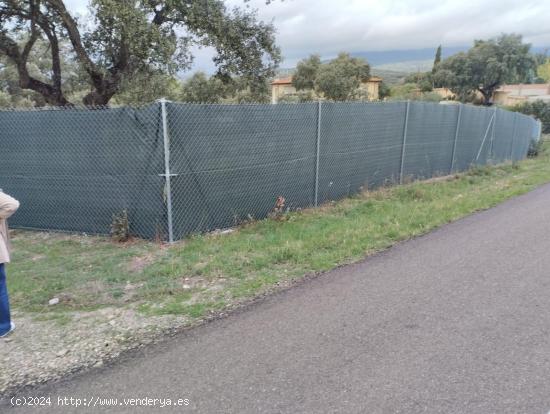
0, 307, 189, 394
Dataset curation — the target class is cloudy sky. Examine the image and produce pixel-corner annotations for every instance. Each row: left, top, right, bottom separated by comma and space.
65, 0, 550, 71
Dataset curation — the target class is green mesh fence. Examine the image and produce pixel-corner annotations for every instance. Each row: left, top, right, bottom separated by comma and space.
0, 101, 540, 241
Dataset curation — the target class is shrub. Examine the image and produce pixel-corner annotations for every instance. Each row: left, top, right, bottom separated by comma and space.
528, 138, 544, 157
508, 100, 550, 134
277, 90, 315, 103
387, 83, 441, 102
268, 196, 287, 221
111, 209, 130, 242
419, 92, 442, 102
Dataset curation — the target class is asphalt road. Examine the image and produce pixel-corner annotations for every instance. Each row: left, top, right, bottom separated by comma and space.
5, 183, 550, 414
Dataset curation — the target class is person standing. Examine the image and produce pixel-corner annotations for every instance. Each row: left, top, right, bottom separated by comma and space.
0, 190, 20, 337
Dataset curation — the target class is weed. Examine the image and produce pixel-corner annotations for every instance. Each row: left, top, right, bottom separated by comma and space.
268, 196, 287, 221
111, 209, 130, 242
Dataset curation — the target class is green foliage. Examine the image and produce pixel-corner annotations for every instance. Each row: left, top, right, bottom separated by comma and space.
180, 72, 227, 103
292, 55, 321, 91
104, 69, 272, 105
419, 92, 444, 102
0, 36, 88, 107
291, 52, 371, 101
404, 72, 433, 92
227, 76, 272, 103
508, 100, 550, 134
113, 72, 182, 105
387, 83, 442, 102
388, 83, 419, 100
229, 89, 269, 103
537, 59, 550, 83
0, 88, 34, 108
434, 34, 536, 104
534, 52, 549, 66
378, 82, 391, 99
316, 53, 371, 101
277, 90, 315, 103
110, 209, 130, 243
0, 90, 10, 107
0, 0, 281, 106
528, 138, 544, 157
432, 45, 442, 74
507, 101, 543, 161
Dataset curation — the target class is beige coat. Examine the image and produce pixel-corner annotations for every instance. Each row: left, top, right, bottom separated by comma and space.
0, 192, 20, 264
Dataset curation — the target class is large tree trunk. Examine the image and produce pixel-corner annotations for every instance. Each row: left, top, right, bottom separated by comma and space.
21, 77, 72, 106
478, 88, 493, 106
82, 77, 121, 106
0, 31, 72, 106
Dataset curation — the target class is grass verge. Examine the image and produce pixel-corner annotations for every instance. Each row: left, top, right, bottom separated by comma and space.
9, 138, 550, 320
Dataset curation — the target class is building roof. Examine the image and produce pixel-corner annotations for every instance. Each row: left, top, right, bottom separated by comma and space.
271, 76, 383, 85
271, 77, 293, 85
496, 84, 550, 96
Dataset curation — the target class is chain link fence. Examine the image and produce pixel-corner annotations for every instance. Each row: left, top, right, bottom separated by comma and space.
0, 100, 541, 241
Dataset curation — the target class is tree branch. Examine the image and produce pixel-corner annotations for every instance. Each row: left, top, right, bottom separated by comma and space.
20, 0, 39, 61
146, 0, 169, 25
0, 30, 70, 105
45, 0, 104, 90
45, 26, 62, 91
1, 0, 70, 104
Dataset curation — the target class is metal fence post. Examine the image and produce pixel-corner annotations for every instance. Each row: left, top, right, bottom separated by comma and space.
399, 100, 410, 184
450, 103, 462, 173
159, 98, 175, 243
489, 106, 497, 160
314, 100, 322, 207
474, 110, 496, 163
509, 113, 518, 161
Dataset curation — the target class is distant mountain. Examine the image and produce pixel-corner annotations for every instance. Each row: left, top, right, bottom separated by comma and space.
349, 46, 468, 67
275, 47, 468, 81
276, 45, 550, 84
350, 45, 548, 67
370, 68, 408, 85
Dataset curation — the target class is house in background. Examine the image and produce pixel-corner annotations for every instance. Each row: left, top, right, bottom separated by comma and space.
433, 87, 456, 100
271, 76, 383, 104
493, 84, 550, 106
271, 77, 296, 104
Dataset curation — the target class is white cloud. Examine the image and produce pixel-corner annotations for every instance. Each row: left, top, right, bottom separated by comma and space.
64, 0, 550, 71
244, 0, 550, 59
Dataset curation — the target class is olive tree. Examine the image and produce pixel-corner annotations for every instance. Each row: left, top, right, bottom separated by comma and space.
0, 0, 281, 106
434, 34, 535, 105
292, 52, 370, 101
